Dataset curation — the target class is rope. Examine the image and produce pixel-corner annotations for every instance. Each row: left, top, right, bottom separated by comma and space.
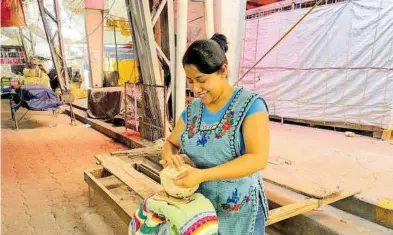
235, 0, 325, 86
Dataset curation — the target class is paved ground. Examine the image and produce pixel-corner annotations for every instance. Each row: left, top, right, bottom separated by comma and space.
1, 99, 129, 235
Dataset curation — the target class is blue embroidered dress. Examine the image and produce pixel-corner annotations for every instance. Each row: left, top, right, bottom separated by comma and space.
180, 88, 269, 235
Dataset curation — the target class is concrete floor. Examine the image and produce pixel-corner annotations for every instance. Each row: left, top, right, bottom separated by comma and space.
268, 121, 393, 205
1, 99, 128, 235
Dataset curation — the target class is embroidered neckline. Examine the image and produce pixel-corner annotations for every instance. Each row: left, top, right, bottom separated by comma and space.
185, 88, 243, 141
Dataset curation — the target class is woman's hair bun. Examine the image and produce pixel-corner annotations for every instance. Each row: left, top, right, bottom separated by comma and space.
211, 33, 228, 53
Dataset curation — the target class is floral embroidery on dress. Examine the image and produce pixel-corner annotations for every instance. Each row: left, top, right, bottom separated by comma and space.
188, 115, 198, 138
215, 110, 235, 139
196, 133, 209, 147
219, 188, 251, 212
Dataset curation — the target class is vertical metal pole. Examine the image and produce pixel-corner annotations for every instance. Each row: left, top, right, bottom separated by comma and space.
54, 0, 70, 90
37, 0, 65, 91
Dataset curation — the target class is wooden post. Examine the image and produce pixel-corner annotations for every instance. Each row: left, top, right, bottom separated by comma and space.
204, 0, 214, 38
175, 0, 187, 121
84, 0, 105, 88
218, 0, 247, 85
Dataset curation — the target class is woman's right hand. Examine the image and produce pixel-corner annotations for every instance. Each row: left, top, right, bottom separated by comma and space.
160, 154, 193, 168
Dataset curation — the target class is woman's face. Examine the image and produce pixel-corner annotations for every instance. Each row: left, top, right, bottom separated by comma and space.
185, 64, 228, 105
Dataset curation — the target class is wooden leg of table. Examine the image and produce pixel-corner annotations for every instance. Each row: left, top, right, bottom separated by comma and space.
88, 186, 92, 207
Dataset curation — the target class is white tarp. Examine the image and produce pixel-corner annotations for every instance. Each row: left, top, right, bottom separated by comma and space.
240, 0, 393, 129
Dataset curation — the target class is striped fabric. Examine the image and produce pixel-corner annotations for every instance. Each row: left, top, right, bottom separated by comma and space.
129, 193, 218, 235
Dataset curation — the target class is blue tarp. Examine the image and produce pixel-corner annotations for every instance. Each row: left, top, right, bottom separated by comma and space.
12, 85, 63, 112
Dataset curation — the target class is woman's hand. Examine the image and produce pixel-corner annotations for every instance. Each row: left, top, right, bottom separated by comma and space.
174, 167, 205, 188
160, 154, 194, 168
160, 154, 184, 168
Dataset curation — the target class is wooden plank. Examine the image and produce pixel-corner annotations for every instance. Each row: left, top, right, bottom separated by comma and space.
86, 162, 359, 228
270, 115, 384, 132
140, 0, 164, 86
109, 186, 142, 209
156, 42, 170, 66
266, 190, 359, 226
98, 175, 123, 189
127, 0, 165, 134
264, 167, 336, 199
84, 169, 135, 224
109, 145, 162, 158
266, 198, 318, 226
95, 154, 162, 198
318, 190, 360, 207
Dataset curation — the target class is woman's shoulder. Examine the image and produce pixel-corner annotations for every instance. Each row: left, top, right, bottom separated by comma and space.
185, 98, 202, 112
181, 98, 202, 122
237, 87, 261, 98
235, 88, 268, 114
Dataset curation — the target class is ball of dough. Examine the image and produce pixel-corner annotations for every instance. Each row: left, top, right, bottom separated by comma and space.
159, 164, 199, 198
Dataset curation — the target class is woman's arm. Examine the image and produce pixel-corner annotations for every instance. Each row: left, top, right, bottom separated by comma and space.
175, 112, 269, 187
161, 118, 192, 168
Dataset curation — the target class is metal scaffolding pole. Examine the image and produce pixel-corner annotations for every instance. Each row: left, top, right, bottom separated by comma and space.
37, 0, 76, 125
37, 0, 70, 91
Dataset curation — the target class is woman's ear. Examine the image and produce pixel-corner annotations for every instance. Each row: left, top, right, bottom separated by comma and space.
220, 64, 228, 79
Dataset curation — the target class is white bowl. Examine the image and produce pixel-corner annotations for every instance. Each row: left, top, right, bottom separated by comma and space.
159, 164, 199, 198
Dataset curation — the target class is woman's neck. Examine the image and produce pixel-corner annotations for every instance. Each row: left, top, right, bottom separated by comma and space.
206, 85, 235, 112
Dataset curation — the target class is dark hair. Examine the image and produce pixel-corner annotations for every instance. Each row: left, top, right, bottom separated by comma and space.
182, 33, 229, 74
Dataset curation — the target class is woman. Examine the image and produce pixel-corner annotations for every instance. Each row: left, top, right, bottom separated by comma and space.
161, 34, 270, 235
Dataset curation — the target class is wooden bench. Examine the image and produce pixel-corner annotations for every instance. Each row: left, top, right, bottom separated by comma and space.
84, 146, 359, 227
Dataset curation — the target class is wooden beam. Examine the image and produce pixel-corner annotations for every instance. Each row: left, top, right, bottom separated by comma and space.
109, 145, 162, 158
95, 154, 163, 199
167, 0, 175, 115
266, 198, 317, 226
151, 0, 167, 26
218, 0, 247, 84
175, 0, 187, 120
84, 169, 134, 224
265, 190, 359, 226
140, 0, 164, 85
156, 42, 170, 66
204, 0, 214, 38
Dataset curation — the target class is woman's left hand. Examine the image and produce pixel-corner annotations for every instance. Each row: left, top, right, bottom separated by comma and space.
174, 167, 205, 188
